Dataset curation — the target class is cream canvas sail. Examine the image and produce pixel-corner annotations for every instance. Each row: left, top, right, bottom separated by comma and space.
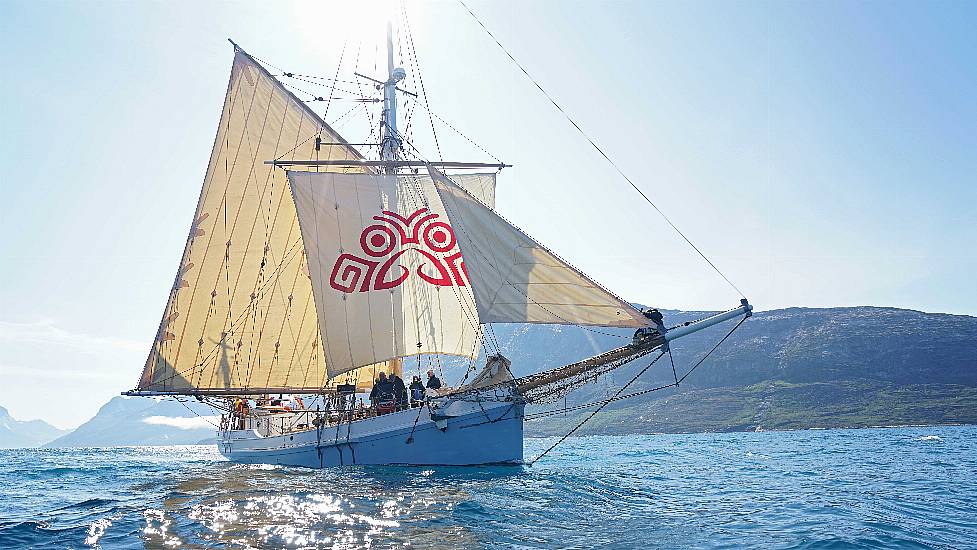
136, 49, 365, 393
288, 171, 494, 379
428, 166, 650, 328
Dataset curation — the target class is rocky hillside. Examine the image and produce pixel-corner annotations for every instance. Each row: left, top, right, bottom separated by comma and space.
516, 307, 977, 435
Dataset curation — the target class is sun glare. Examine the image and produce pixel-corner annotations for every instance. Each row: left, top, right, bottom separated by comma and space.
292, 1, 392, 50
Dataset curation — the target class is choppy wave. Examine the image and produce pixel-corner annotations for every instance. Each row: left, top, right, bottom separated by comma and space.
1, 428, 975, 548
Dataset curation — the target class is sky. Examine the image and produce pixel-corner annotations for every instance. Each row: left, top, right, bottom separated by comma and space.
1, 0, 975, 429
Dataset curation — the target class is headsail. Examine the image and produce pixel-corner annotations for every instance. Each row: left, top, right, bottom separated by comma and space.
428, 166, 650, 328
288, 171, 495, 379
135, 47, 364, 394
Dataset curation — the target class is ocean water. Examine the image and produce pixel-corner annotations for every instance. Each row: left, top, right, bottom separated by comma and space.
0, 426, 975, 549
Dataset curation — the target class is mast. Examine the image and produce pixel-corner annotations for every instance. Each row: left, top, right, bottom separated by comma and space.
381, 19, 406, 171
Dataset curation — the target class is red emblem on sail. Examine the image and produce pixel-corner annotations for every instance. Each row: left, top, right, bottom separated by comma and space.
329, 208, 468, 293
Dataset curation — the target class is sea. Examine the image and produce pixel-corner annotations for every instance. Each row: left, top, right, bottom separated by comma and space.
1, 426, 975, 549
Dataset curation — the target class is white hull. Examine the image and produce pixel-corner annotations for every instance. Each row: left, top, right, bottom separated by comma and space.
218, 392, 524, 467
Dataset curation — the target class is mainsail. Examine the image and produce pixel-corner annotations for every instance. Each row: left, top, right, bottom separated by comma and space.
136, 48, 366, 394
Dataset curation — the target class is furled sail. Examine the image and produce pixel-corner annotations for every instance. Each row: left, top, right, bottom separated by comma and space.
428, 166, 650, 328
135, 47, 367, 394
288, 171, 495, 379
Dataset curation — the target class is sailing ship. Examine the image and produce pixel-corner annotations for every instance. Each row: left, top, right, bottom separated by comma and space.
125, 14, 751, 467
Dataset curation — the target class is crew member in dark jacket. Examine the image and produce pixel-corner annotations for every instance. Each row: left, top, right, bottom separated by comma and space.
426, 369, 442, 391
370, 372, 394, 412
390, 373, 408, 410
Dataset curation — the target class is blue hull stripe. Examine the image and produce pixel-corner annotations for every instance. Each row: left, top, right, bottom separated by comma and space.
220, 400, 524, 468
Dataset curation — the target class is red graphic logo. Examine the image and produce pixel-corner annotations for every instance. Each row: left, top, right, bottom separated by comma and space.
329, 208, 468, 293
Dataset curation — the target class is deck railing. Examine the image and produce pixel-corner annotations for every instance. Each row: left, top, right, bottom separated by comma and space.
222, 402, 425, 437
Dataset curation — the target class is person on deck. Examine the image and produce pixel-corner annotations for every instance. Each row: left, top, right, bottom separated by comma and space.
409, 375, 425, 406
426, 369, 442, 391
370, 372, 395, 414
390, 373, 408, 411
633, 308, 667, 345
233, 398, 244, 430
240, 400, 250, 430
370, 372, 388, 402
234, 399, 249, 430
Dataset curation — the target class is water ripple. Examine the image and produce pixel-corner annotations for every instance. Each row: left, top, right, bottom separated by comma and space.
0, 428, 975, 548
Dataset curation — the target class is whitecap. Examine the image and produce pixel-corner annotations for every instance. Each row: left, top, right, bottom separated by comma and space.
231, 463, 282, 471
85, 518, 111, 547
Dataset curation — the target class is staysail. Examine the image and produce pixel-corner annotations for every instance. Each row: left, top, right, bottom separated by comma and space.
428, 166, 649, 328
288, 171, 495, 379
135, 47, 367, 394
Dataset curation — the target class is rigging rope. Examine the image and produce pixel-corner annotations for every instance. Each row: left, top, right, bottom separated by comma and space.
399, 135, 634, 344
401, 0, 443, 163
675, 316, 747, 385
457, 0, 745, 299
352, 42, 379, 159
322, 40, 348, 120
528, 351, 666, 465
398, 141, 643, 390
409, 101, 503, 163
527, 315, 747, 463
174, 397, 220, 428
248, 39, 495, 386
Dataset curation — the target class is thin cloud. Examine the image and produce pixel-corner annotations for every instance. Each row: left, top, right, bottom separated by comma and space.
0, 318, 149, 428
0, 363, 120, 381
143, 415, 220, 430
0, 319, 145, 353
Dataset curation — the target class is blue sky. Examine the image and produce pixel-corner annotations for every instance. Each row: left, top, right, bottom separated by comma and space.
1, 0, 975, 428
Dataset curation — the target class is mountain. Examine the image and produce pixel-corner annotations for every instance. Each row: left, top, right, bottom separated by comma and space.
0, 405, 70, 449
514, 306, 977, 435
43, 396, 218, 448
36, 306, 977, 446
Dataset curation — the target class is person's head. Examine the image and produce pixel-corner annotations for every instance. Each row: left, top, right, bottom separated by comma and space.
413, 375, 420, 382
427, 369, 435, 378
378, 372, 387, 382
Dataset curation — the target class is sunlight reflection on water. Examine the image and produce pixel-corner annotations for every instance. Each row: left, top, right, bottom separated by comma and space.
142, 456, 492, 548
